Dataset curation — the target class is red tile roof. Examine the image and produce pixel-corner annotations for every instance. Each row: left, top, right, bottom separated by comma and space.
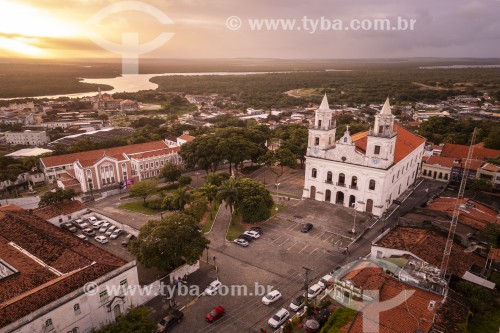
345, 267, 443, 333
178, 134, 195, 142
375, 226, 485, 276
423, 156, 484, 171
33, 201, 86, 220
426, 197, 499, 230
41, 140, 170, 168
440, 143, 500, 160
0, 205, 127, 328
481, 163, 500, 172
352, 125, 425, 164
128, 146, 180, 160
487, 248, 500, 261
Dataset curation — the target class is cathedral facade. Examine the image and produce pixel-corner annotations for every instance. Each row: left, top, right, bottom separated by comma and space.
303, 95, 426, 216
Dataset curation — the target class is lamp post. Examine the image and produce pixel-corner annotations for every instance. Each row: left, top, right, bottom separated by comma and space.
275, 183, 280, 199
195, 172, 200, 184
213, 256, 218, 279
206, 246, 209, 263
87, 178, 94, 200
351, 202, 357, 235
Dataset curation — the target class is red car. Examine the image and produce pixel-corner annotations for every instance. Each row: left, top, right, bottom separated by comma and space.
205, 306, 225, 323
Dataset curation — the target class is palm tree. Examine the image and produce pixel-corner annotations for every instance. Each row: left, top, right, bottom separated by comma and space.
199, 183, 218, 205
171, 187, 191, 211
216, 178, 238, 215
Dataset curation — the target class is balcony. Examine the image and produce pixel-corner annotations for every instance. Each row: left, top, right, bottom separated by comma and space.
368, 128, 397, 138
336, 182, 346, 187
325, 180, 333, 184
349, 185, 358, 190
309, 125, 336, 130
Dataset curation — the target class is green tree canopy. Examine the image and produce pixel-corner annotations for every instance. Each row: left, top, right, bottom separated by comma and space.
178, 175, 192, 187
38, 188, 76, 207
160, 162, 182, 183
129, 179, 157, 204
129, 212, 210, 271
94, 306, 156, 333
234, 177, 274, 223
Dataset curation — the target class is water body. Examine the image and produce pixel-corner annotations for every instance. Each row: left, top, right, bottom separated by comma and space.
27, 71, 289, 100
419, 65, 500, 69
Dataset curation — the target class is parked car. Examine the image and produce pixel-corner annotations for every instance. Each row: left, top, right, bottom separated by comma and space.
156, 309, 183, 332
268, 308, 289, 329
318, 274, 334, 288
205, 306, 225, 323
121, 233, 136, 247
82, 228, 96, 237
233, 238, 249, 247
204, 280, 222, 296
72, 219, 89, 229
110, 228, 123, 239
238, 234, 253, 242
76, 234, 88, 241
61, 222, 77, 233
307, 284, 323, 299
92, 220, 105, 229
105, 225, 117, 236
95, 235, 108, 244
243, 230, 260, 239
99, 222, 111, 233
262, 290, 282, 305
289, 295, 305, 312
87, 216, 98, 223
300, 223, 313, 233
249, 226, 263, 234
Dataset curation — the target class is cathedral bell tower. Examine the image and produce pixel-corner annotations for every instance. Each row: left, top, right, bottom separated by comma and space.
307, 94, 336, 157
366, 97, 397, 168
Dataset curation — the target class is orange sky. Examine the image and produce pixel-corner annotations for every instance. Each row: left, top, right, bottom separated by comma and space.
0, 0, 499, 60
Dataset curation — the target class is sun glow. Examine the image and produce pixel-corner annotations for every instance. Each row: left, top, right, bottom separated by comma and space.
0, 1, 81, 56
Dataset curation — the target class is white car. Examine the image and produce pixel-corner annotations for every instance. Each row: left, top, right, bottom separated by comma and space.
243, 230, 260, 239
95, 235, 108, 244
92, 220, 105, 229
307, 284, 323, 299
76, 234, 88, 241
99, 222, 111, 233
110, 228, 123, 239
262, 290, 282, 305
268, 308, 289, 329
87, 216, 98, 223
204, 280, 222, 295
73, 219, 89, 229
317, 274, 333, 288
105, 225, 117, 236
289, 295, 305, 312
233, 238, 249, 247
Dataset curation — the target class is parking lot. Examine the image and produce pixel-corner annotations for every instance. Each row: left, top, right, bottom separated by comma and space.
166, 199, 371, 333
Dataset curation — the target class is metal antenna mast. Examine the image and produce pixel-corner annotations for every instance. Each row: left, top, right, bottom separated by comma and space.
440, 128, 477, 278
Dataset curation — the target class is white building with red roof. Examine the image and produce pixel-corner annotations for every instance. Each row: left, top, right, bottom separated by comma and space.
303, 95, 426, 216
40, 140, 181, 194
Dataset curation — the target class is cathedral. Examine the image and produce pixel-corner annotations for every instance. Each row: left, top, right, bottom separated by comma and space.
303, 95, 426, 216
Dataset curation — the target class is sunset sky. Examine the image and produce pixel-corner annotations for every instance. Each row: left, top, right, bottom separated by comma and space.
0, 0, 499, 59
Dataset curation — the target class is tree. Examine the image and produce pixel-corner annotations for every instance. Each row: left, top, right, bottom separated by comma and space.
129, 179, 157, 204
178, 175, 192, 187
199, 183, 218, 205
185, 197, 209, 221
258, 148, 297, 183
170, 187, 191, 211
274, 124, 308, 168
38, 188, 76, 207
94, 306, 155, 333
129, 212, 210, 271
217, 177, 238, 215
484, 124, 500, 149
234, 178, 274, 223
206, 172, 230, 186
160, 163, 182, 183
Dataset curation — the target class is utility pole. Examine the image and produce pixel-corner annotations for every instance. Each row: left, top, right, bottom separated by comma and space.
302, 266, 312, 305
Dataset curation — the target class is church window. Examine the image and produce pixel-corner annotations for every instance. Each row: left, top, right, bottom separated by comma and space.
344, 137, 347, 143
314, 137, 319, 145
374, 145, 380, 155
369, 179, 376, 190
312, 168, 317, 178
338, 173, 345, 185
326, 171, 333, 183
318, 120, 322, 127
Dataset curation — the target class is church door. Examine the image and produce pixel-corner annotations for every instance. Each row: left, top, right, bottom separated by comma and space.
325, 190, 331, 202
336, 191, 344, 205
366, 199, 373, 213
310, 186, 316, 199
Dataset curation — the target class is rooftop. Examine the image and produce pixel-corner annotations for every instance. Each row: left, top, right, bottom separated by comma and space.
352, 124, 426, 164
41, 140, 171, 168
374, 226, 485, 277
440, 143, 500, 160
33, 201, 87, 221
339, 263, 443, 333
426, 197, 499, 230
0, 205, 127, 328
5, 148, 53, 158
423, 156, 484, 171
